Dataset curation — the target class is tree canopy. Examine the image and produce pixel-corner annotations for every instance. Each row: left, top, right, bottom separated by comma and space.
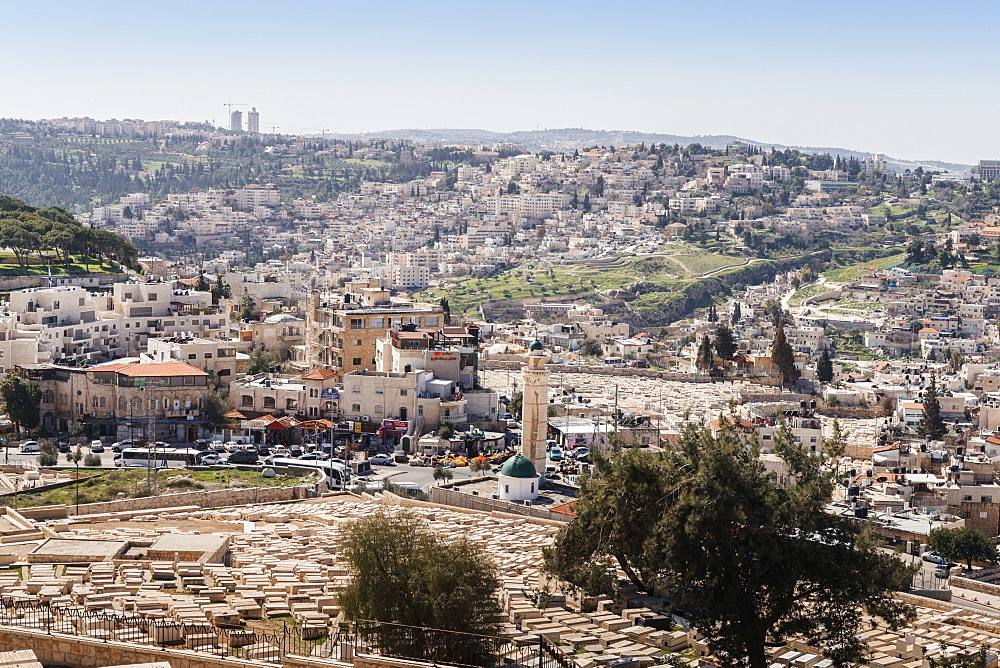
817, 349, 834, 383
0, 195, 138, 271
0, 373, 41, 435
928, 525, 999, 570
713, 324, 738, 360
543, 421, 916, 668
338, 510, 503, 664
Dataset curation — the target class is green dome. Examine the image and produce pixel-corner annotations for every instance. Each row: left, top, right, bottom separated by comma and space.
529, 340, 544, 351
499, 453, 538, 478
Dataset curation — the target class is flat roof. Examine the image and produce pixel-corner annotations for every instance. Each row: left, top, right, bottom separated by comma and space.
149, 533, 228, 553
30, 538, 127, 560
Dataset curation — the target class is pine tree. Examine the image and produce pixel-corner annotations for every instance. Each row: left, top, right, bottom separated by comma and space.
816, 349, 834, 383
771, 322, 799, 385
919, 375, 947, 441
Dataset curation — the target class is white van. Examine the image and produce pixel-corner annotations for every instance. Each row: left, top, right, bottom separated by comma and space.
18, 441, 39, 454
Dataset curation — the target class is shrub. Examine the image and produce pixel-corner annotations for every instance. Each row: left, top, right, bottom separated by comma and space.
83, 454, 102, 467
37, 453, 58, 467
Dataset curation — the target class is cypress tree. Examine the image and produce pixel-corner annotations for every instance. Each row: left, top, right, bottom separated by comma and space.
696, 336, 714, 371
713, 325, 738, 360
816, 349, 834, 383
771, 322, 799, 385
919, 375, 947, 441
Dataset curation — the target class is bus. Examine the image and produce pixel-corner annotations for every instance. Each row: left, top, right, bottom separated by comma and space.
265, 456, 350, 490
115, 447, 199, 469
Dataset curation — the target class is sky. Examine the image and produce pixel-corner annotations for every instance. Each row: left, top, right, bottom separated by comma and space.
1, 0, 996, 164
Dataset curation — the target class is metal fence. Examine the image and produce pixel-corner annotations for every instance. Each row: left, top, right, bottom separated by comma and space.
0, 599, 560, 667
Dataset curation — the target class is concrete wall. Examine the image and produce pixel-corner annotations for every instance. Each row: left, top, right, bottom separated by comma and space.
429, 485, 570, 523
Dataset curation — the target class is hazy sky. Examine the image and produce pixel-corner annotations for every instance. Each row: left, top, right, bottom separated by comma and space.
1, 0, 995, 164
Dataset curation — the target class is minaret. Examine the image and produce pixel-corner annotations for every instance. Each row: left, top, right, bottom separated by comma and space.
521, 340, 549, 485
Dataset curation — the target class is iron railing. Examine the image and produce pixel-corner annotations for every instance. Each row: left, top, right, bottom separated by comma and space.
0, 598, 566, 667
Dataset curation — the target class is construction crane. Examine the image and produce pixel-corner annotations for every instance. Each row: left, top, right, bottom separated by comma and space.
268, 124, 281, 135
305, 127, 330, 143
223, 103, 247, 115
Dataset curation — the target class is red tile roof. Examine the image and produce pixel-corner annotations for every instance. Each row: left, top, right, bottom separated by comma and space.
117, 362, 208, 377
302, 369, 337, 380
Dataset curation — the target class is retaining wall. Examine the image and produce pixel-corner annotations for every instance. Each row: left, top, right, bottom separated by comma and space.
0, 625, 270, 668
17, 483, 311, 519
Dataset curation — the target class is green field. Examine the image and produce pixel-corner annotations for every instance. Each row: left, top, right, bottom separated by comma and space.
416, 249, 743, 316
0, 252, 119, 276
823, 253, 905, 283
12, 469, 310, 507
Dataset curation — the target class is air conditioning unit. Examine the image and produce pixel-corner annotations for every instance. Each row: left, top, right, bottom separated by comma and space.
362, 416, 370, 422
107, 412, 114, 417
89, 412, 96, 417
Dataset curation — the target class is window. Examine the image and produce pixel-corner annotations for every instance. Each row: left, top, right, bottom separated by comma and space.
42, 390, 53, 404
98, 396, 106, 408
217, 369, 230, 377
53, 301, 60, 310
188, 354, 197, 360
809, 436, 818, 443
369, 318, 384, 329
352, 358, 362, 366
505, 485, 509, 494
263, 397, 276, 409
354, 339, 362, 346
118, 397, 127, 411
241, 396, 254, 408
983, 512, 990, 520
286, 399, 298, 410
204, 353, 212, 359
963, 495, 973, 501
148, 293, 158, 301
762, 434, 772, 441
982, 496, 993, 503
444, 408, 450, 417
350, 318, 364, 329
352, 385, 360, 393
183, 376, 194, 385
124, 293, 132, 300
375, 405, 383, 414
400, 389, 408, 396
352, 403, 361, 412
425, 316, 439, 327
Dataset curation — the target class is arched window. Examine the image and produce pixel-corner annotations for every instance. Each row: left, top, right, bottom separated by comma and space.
42, 390, 53, 404
241, 396, 254, 408
98, 396, 106, 408
130, 397, 142, 412
263, 397, 276, 409
118, 397, 127, 411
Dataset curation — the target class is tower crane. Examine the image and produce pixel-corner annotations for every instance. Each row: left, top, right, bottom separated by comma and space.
305, 127, 330, 143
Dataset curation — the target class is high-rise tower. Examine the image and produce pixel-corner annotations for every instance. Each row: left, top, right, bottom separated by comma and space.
247, 107, 259, 134
520, 340, 549, 484
230, 110, 243, 133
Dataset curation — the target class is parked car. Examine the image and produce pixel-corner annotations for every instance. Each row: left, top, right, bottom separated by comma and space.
271, 446, 290, 457
197, 453, 221, 466
19, 441, 39, 454
297, 453, 319, 461
193, 439, 209, 451
57, 442, 71, 453
224, 441, 242, 452
89, 441, 105, 453
222, 450, 258, 465
570, 447, 590, 460
211, 440, 226, 453
369, 454, 394, 465
934, 564, 953, 579
288, 445, 302, 457
920, 551, 957, 566
549, 446, 563, 461
111, 440, 134, 453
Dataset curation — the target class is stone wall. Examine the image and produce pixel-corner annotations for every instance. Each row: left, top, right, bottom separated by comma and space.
429, 485, 571, 523
0, 625, 270, 668
951, 575, 1000, 599
18, 483, 312, 519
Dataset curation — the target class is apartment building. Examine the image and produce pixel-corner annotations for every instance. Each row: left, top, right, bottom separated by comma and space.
145, 336, 243, 383
306, 284, 443, 378
21, 360, 209, 441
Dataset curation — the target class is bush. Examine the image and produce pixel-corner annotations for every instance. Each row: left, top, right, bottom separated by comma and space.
37, 453, 58, 467
83, 454, 102, 467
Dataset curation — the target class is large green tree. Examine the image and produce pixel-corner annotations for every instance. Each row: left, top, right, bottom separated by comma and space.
247, 344, 280, 376
696, 335, 714, 371
0, 373, 42, 435
544, 422, 916, 668
580, 338, 603, 357
339, 510, 503, 664
928, 525, 999, 570
713, 325, 738, 360
771, 322, 799, 385
816, 349, 834, 383
919, 375, 947, 441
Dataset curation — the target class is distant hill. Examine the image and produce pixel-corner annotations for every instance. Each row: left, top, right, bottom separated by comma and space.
329, 127, 970, 174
